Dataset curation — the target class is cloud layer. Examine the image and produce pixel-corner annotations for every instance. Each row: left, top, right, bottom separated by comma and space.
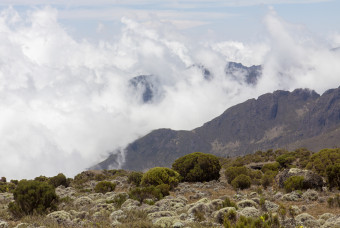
0, 6, 340, 180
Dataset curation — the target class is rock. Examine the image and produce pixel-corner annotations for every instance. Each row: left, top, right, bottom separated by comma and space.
321, 216, 340, 228
211, 207, 236, 224
236, 199, 258, 209
120, 199, 140, 211
110, 210, 127, 221
282, 191, 302, 201
238, 207, 260, 218
276, 168, 325, 190
295, 213, 320, 228
264, 200, 279, 212
47, 210, 72, 225
74, 196, 93, 208
302, 189, 318, 201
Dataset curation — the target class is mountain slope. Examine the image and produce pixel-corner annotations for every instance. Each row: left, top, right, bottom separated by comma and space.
96, 86, 340, 171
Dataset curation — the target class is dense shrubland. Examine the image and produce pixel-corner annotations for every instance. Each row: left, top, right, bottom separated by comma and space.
0, 149, 339, 227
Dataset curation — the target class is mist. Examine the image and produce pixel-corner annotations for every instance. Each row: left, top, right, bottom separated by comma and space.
0, 6, 340, 180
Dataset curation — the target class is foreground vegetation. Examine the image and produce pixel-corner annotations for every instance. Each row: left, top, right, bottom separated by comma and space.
0, 148, 339, 227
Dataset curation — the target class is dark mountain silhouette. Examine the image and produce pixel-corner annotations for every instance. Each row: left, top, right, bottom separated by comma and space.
225, 62, 262, 84
93, 85, 340, 171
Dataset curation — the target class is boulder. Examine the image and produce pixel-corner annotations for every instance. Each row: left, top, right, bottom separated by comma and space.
276, 168, 324, 189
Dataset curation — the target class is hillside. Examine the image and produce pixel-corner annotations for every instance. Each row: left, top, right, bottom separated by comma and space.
95, 86, 340, 171
0, 149, 339, 227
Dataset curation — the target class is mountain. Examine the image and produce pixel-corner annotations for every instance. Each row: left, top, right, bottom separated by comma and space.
128, 62, 260, 104
94, 85, 340, 171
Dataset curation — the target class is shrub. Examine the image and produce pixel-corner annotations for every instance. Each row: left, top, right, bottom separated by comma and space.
261, 171, 276, 189
326, 164, 340, 190
284, 176, 304, 192
222, 197, 237, 209
8, 180, 58, 217
49, 173, 69, 188
225, 166, 249, 184
276, 154, 295, 168
34, 175, 49, 182
128, 171, 143, 187
306, 148, 340, 176
128, 185, 168, 203
261, 162, 280, 173
172, 152, 221, 182
107, 193, 128, 208
141, 167, 180, 188
94, 181, 116, 193
231, 174, 251, 190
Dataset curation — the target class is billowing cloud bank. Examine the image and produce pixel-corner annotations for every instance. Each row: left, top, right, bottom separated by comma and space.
0, 6, 340, 179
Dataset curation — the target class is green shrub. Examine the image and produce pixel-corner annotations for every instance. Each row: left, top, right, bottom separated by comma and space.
222, 197, 237, 209
141, 167, 180, 188
172, 152, 221, 182
231, 174, 251, 190
49, 173, 69, 188
128, 185, 167, 204
8, 180, 58, 217
276, 154, 295, 168
94, 181, 116, 193
326, 164, 340, 190
261, 162, 280, 173
306, 148, 340, 176
261, 171, 276, 189
34, 175, 49, 182
107, 193, 128, 208
225, 166, 249, 184
128, 171, 143, 187
283, 176, 304, 192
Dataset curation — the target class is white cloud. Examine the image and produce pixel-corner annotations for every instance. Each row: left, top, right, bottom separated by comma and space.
0, 6, 340, 180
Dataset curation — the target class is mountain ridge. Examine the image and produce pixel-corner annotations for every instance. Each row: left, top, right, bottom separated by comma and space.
94, 86, 340, 171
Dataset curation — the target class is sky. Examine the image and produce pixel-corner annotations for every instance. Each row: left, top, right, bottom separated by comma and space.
0, 0, 340, 180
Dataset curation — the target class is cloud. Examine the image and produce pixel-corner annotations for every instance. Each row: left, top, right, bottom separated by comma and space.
0, 6, 340, 180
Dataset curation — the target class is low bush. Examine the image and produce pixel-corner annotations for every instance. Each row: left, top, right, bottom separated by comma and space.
261, 162, 280, 173
231, 174, 251, 190
261, 171, 276, 189
8, 180, 58, 217
94, 181, 116, 193
49, 173, 69, 188
141, 167, 180, 188
326, 164, 340, 190
127, 171, 143, 187
225, 166, 249, 184
128, 185, 169, 203
283, 176, 305, 192
172, 152, 221, 182
222, 197, 237, 209
276, 154, 295, 168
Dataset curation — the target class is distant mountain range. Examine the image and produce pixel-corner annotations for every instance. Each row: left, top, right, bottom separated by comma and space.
129, 62, 261, 103
93, 64, 340, 172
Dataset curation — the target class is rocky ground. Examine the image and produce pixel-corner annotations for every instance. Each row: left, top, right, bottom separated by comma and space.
0, 168, 339, 228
